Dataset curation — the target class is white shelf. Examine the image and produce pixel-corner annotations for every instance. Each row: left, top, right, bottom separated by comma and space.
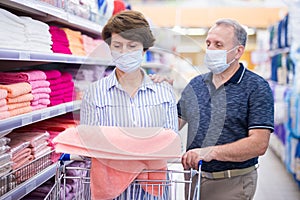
0, 49, 111, 65
268, 47, 290, 57
0, 100, 81, 137
0, 0, 103, 36
0, 163, 57, 200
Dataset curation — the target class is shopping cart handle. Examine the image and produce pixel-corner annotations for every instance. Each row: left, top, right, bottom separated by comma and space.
198, 160, 202, 169
59, 153, 71, 161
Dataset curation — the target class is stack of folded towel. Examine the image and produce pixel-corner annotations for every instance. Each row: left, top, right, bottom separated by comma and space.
44, 70, 63, 106
60, 72, 75, 103
49, 26, 72, 54
0, 8, 52, 53
82, 34, 104, 55
9, 129, 51, 159
20, 17, 52, 53
0, 89, 9, 120
0, 83, 33, 117
7, 136, 32, 171
61, 28, 86, 56
0, 70, 51, 111
45, 70, 75, 106
0, 8, 26, 50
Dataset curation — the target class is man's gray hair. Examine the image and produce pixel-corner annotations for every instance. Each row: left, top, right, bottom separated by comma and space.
215, 18, 248, 47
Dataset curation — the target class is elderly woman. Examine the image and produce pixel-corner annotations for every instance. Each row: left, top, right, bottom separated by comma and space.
80, 10, 178, 199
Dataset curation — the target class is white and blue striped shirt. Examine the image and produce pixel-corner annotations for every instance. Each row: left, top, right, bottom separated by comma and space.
80, 69, 178, 132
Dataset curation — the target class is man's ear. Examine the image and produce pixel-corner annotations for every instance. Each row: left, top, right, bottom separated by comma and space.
236, 45, 245, 59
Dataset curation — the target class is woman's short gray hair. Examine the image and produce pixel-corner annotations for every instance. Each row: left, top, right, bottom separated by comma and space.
215, 18, 247, 47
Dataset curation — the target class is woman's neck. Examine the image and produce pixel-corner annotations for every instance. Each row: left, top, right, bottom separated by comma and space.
116, 69, 144, 97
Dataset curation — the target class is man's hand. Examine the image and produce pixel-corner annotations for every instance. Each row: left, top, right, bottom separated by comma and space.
181, 147, 216, 169
149, 74, 174, 85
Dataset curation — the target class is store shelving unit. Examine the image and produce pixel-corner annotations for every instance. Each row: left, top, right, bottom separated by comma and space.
0, 100, 81, 137
0, 49, 111, 65
0, 1, 107, 199
0, 0, 103, 36
0, 163, 56, 200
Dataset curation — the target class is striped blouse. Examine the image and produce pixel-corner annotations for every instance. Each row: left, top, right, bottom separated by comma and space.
80, 69, 178, 133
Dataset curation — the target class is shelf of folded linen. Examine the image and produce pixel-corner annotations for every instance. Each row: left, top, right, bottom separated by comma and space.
0, 100, 81, 138
0, 0, 103, 36
0, 150, 56, 199
0, 48, 111, 65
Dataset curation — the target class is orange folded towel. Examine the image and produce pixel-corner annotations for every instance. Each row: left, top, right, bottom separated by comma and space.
9, 106, 32, 117
7, 101, 31, 110
6, 93, 34, 104
0, 82, 32, 98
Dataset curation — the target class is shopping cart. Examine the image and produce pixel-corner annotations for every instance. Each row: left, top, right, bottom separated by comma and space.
44, 154, 202, 200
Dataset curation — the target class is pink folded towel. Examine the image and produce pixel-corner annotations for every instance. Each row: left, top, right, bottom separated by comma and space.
7, 93, 34, 104
0, 111, 10, 120
29, 80, 50, 90
53, 126, 181, 199
0, 104, 8, 112
48, 99, 63, 106
44, 70, 61, 80
47, 78, 61, 86
32, 93, 50, 101
0, 98, 7, 107
61, 72, 73, 82
31, 98, 50, 106
0, 89, 7, 99
0, 82, 32, 98
0, 70, 46, 83
31, 87, 51, 94
31, 104, 47, 110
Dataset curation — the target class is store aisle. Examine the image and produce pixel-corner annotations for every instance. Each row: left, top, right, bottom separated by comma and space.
254, 147, 300, 200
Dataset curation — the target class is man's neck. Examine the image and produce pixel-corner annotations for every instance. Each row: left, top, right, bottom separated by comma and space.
212, 63, 240, 88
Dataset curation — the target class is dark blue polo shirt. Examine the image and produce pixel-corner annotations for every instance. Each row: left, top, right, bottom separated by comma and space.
177, 64, 274, 172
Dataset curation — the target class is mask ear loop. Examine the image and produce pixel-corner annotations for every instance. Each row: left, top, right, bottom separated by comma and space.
226, 45, 240, 65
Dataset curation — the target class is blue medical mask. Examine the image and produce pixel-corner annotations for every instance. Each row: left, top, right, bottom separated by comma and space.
111, 50, 144, 73
204, 47, 237, 74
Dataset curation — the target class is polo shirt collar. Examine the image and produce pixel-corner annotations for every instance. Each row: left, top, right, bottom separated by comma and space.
203, 63, 246, 85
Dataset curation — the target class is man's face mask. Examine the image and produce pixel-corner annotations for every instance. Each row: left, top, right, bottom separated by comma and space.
204, 46, 238, 74
111, 50, 144, 73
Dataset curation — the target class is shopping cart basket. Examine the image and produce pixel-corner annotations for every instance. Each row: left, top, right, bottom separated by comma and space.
44, 154, 202, 200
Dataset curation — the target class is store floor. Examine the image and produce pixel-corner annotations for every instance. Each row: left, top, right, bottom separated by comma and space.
254, 147, 300, 200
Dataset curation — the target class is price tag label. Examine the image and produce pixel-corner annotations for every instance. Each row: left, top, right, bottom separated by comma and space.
21, 116, 32, 125
41, 111, 50, 119
19, 52, 30, 60
26, 180, 36, 193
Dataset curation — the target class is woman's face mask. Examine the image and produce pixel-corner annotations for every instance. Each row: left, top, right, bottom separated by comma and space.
111, 50, 144, 73
204, 46, 238, 74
